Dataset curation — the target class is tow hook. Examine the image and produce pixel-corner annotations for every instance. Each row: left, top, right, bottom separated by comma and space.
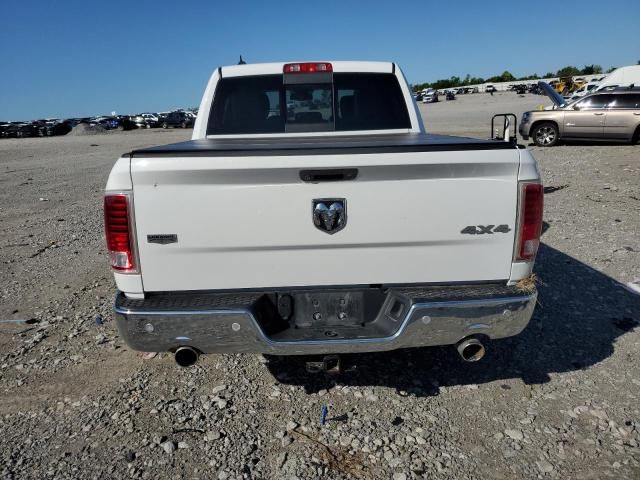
306, 355, 341, 374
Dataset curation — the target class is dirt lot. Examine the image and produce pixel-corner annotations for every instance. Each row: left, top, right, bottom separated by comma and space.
1, 94, 639, 479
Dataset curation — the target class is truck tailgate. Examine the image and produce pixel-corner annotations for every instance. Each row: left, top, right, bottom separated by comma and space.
130, 141, 520, 292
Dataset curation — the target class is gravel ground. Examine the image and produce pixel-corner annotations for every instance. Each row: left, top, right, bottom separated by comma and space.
419, 91, 549, 137
1, 94, 639, 479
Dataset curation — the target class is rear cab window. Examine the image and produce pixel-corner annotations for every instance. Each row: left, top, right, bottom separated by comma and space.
207, 72, 411, 135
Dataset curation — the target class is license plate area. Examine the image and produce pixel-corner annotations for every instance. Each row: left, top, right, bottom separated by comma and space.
255, 288, 409, 342
291, 291, 366, 329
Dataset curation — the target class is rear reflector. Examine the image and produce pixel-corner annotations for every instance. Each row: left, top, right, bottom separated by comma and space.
283, 62, 333, 74
104, 193, 137, 272
515, 183, 543, 261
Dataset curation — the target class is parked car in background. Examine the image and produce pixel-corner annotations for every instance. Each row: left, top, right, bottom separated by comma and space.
1, 123, 22, 138
91, 116, 120, 129
116, 116, 137, 130
567, 83, 599, 103
161, 111, 195, 128
421, 88, 438, 103
34, 119, 70, 136
485, 84, 497, 93
527, 84, 543, 95
47, 120, 72, 136
3, 122, 40, 138
1, 107, 220, 139
90, 117, 106, 128
134, 113, 160, 129
33, 119, 49, 136
1, 119, 72, 138
446, 90, 456, 100
520, 83, 640, 146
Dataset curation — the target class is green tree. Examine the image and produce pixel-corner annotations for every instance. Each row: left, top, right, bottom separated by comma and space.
581, 64, 603, 75
486, 71, 516, 83
556, 65, 581, 77
411, 63, 612, 90
500, 70, 516, 82
432, 78, 453, 89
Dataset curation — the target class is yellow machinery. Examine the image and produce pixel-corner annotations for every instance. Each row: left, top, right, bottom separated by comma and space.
551, 77, 587, 95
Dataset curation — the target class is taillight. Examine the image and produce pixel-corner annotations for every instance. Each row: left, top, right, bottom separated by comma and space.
104, 193, 137, 272
515, 183, 543, 261
283, 62, 333, 74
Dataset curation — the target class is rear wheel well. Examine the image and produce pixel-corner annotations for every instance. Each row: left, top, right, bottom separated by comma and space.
633, 124, 640, 144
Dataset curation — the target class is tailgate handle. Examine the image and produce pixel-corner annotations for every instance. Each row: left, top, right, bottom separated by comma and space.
300, 169, 358, 183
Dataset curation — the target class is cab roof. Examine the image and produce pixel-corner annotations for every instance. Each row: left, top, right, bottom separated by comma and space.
220, 61, 395, 78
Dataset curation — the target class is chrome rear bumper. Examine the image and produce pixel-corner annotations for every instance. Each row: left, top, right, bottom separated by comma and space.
114, 285, 537, 355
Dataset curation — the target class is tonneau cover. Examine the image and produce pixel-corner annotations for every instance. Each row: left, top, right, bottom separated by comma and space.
128, 133, 516, 157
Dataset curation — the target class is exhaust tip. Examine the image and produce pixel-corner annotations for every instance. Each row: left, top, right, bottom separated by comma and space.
174, 347, 199, 367
456, 338, 486, 362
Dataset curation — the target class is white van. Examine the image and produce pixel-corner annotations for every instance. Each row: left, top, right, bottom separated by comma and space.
595, 65, 640, 92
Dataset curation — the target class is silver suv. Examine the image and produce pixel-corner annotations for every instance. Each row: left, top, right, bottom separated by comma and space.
520, 85, 640, 147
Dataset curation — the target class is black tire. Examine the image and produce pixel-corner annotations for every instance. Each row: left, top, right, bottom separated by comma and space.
532, 122, 559, 147
632, 126, 640, 145
162, 122, 168, 129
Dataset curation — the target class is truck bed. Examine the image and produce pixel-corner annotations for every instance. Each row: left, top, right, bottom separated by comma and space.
126, 133, 517, 158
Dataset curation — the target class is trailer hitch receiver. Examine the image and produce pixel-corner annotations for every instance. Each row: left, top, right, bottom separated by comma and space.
306, 355, 341, 374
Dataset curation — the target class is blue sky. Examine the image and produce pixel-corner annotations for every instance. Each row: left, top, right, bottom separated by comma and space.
1, 0, 638, 120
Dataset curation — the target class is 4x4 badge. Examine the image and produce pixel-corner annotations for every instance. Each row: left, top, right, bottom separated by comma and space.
312, 199, 347, 234
460, 225, 511, 235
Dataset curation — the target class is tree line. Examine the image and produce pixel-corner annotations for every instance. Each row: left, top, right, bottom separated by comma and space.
412, 64, 614, 91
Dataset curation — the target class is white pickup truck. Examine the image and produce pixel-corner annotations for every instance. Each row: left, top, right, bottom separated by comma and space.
105, 61, 542, 368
